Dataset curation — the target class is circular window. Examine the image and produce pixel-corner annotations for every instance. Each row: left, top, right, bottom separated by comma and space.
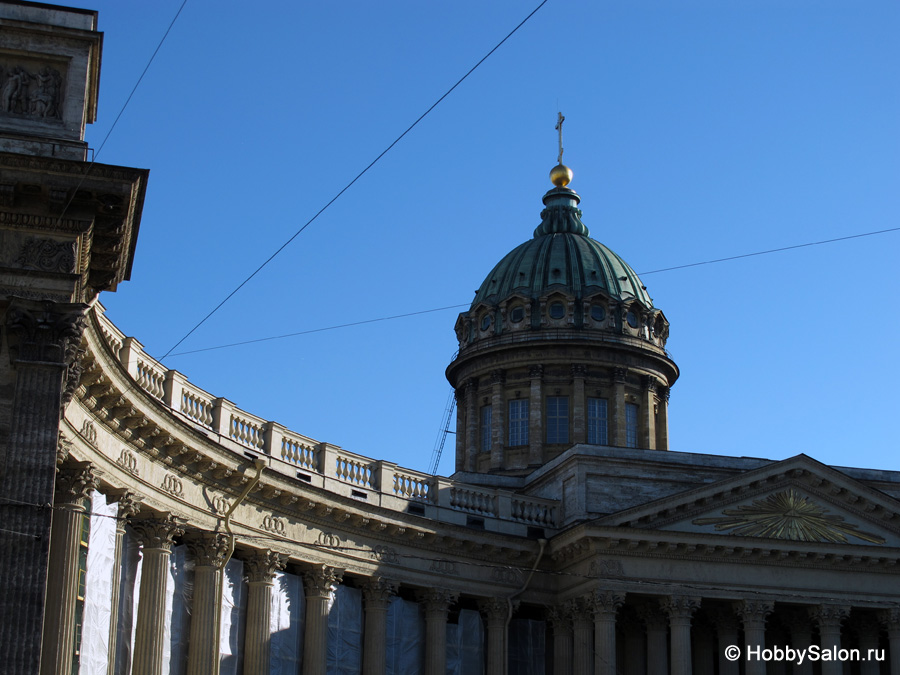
509, 306, 524, 323
590, 304, 606, 322
549, 302, 566, 320
480, 315, 492, 331
626, 311, 639, 328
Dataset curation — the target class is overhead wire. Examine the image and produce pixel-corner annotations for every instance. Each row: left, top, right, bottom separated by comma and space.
164, 224, 900, 358
52, 0, 190, 229
159, 0, 551, 361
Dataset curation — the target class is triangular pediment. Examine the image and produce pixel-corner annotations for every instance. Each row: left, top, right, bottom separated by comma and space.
595, 455, 900, 547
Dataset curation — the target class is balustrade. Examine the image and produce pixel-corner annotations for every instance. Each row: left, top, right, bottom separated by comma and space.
91, 306, 559, 532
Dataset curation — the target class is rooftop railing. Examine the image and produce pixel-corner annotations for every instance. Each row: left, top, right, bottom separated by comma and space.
94, 306, 558, 534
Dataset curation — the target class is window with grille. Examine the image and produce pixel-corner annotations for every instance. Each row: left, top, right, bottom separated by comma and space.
546, 396, 569, 443
480, 405, 492, 452
508, 399, 529, 446
626, 402, 639, 448
587, 398, 608, 445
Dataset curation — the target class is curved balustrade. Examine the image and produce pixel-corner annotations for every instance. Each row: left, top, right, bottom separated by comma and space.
93, 305, 559, 531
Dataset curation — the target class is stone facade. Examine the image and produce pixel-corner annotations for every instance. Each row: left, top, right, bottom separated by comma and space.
1, 3, 899, 675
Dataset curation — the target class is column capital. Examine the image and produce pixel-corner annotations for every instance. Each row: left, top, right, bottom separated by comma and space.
877, 608, 900, 631
5, 298, 87, 366
490, 369, 506, 385
808, 604, 849, 632
780, 608, 813, 636
571, 363, 587, 378
417, 588, 458, 615
529, 365, 544, 379
590, 589, 625, 618
55, 460, 100, 507
733, 599, 774, 629
362, 577, 399, 608
478, 597, 513, 625
636, 602, 668, 631
302, 564, 343, 597
661, 595, 700, 624
707, 606, 741, 634
613, 367, 628, 383
547, 604, 573, 632
131, 513, 185, 551
641, 375, 657, 393
848, 613, 881, 638
108, 490, 142, 520
185, 531, 230, 568
658, 385, 671, 402
566, 596, 593, 623
244, 549, 288, 583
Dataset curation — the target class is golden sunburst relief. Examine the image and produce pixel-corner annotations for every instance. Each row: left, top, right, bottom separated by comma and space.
692, 490, 886, 544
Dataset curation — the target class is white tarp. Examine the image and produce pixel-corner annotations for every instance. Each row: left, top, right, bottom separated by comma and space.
161, 544, 191, 675
508, 618, 546, 675
113, 525, 142, 675
446, 608, 484, 675
385, 597, 424, 675
326, 584, 362, 674
220, 557, 247, 675
270, 570, 305, 674
80, 490, 117, 674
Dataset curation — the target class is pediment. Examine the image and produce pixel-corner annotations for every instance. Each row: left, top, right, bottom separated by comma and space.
596, 455, 900, 547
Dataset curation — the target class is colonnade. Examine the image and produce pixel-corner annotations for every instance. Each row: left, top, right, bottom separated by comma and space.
40, 460, 900, 675
39, 461, 516, 675
547, 590, 900, 675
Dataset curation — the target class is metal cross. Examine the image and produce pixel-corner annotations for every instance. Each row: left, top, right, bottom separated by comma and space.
555, 112, 565, 165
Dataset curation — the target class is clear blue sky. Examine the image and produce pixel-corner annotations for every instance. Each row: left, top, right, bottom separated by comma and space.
77, 0, 900, 475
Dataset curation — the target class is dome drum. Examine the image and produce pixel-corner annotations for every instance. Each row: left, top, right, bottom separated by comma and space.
447, 175, 679, 477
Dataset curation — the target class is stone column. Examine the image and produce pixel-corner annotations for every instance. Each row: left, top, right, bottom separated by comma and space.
463, 379, 477, 472
611, 367, 627, 447
185, 532, 229, 675
106, 492, 142, 675
528, 365, 543, 465
619, 613, 646, 675
877, 608, 900, 675
570, 598, 594, 675
850, 614, 881, 675
489, 370, 505, 470
734, 600, 773, 675
131, 515, 185, 675
638, 603, 669, 675
661, 595, 699, 675
0, 300, 86, 675
479, 598, 511, 675
592, 590, 624, 675
708, 607, 740, 675
39, 462, 99, 675
548, 605, 573, 675
691, 616, 716, 675
302, 565, 343, 675
418, 588, 457, 675
362, 577, 398, 675
656, 386, 670, 450
243, 550, 287, 675
809, 604, 849, 675
640, 376, 657, 450
571, 364, 587, 444
783, 610, 814, 675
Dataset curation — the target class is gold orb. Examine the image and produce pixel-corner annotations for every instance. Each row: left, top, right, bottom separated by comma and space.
550, 164, 573, 187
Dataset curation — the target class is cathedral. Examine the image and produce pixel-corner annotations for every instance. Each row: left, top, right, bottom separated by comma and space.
0, 2, 898, 675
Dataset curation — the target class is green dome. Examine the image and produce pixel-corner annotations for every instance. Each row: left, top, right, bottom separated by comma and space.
472, 186, 653, 308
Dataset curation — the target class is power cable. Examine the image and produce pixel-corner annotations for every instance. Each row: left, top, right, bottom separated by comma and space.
638, 226, 900, 276
168, 303, 469, 356
159, 0, 551, 360
163, 224, 900, 358
52, 0, 190, 229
